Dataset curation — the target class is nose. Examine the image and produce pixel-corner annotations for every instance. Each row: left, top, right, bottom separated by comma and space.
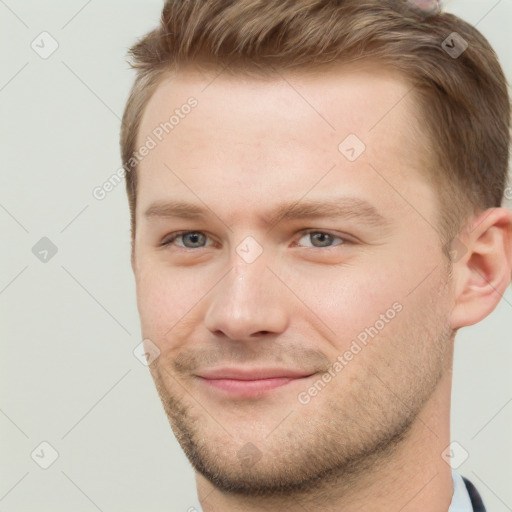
204, 258, 289, 342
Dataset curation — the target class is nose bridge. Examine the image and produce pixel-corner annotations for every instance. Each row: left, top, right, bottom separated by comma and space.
204, 249, 288, 339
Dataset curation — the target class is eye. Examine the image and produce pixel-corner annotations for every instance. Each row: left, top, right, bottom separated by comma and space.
160, 230, 350, 251
160, 231, 211, 249
296, 230, 346, 248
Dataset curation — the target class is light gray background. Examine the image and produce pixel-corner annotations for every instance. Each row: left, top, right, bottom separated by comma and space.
1, 1, 511, 511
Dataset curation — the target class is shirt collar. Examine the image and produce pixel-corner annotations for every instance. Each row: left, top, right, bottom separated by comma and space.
449, 470, 474, 511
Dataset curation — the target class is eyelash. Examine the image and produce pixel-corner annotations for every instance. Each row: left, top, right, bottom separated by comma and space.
159, 230, 353, 249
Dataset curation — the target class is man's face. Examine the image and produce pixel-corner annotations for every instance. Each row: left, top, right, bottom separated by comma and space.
132, 64, 455, 495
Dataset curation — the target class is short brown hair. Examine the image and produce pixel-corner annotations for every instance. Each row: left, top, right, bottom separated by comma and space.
120, 0, 511, 256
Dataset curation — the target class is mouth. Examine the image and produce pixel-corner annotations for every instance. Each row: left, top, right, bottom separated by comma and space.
195, 367, 317, 398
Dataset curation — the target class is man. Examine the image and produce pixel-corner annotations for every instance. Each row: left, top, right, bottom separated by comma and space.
120, 0, 512, 510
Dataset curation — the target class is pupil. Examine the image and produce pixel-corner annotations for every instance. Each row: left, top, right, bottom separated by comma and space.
313, 233, 331, 247
186, 233, 203, 247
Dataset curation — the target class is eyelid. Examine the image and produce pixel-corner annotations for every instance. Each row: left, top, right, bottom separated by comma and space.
294, 229, 354, 247
160, 229, 356, 249
160, 230, 214, 248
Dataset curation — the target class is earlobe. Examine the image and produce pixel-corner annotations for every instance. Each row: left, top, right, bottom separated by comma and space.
449, 207, 512, 330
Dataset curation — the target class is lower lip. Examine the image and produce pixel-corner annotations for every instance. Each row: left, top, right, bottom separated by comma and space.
198, 376, 312, 397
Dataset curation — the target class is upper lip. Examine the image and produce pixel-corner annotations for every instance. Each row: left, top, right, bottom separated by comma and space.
195, 367, 316, 380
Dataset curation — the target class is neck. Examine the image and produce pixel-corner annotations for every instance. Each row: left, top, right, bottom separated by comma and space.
195, 367, 453, 512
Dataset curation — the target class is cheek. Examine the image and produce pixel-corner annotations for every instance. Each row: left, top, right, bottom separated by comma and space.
135, 264, 222, 340
284, 260, 407, 346
135, 267, 194, 336
292, 246, 443, 358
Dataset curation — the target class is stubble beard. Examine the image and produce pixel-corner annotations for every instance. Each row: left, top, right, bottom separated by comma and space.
149, 310, 452, 499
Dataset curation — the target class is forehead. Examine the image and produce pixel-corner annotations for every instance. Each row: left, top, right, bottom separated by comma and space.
135, 63, 434, 228
138, 62, 421, 147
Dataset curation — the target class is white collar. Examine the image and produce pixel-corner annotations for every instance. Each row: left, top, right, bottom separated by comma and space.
449, 470, 474, 511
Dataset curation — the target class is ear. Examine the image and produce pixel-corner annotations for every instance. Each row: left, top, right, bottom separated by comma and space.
450, 207, 512, 329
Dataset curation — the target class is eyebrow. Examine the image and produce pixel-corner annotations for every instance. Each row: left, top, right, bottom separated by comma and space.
143, 197, 390, 228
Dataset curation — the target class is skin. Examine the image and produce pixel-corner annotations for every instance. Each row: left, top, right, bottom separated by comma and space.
130, 63, 512, 511
405, 0, 441, 16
